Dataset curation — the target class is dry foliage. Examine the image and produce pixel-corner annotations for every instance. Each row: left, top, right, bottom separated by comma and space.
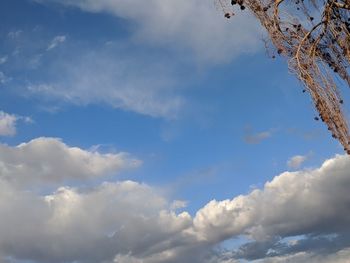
217, 0, 350, 153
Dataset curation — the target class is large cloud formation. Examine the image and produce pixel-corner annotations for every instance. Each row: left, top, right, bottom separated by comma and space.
193, 154, 350, 261
0, 138, 350, 262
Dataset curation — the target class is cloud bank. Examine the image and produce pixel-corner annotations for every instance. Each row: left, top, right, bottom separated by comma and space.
0, 137, 350, 262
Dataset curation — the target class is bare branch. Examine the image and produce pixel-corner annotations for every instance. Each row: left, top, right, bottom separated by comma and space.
217, 0, 350, 153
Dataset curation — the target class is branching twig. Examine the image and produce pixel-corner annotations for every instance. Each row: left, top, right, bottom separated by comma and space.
217, 0, 350, 153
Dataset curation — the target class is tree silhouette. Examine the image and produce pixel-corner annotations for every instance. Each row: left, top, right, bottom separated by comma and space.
217, 0, 350, 153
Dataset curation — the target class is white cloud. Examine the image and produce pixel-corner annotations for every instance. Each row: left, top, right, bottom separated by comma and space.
35, 0, 262, 62
0, 138, 350, 262
0, 179, 193, 263
192, 154, 350, 257
287, 153, 310, 169
47, 35, 66, 50
0, 111, 18, 136
0, 137, 141, 187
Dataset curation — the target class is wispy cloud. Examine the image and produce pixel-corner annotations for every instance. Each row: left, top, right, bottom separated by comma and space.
1, 28, 186, 119
286, 127, 322, 141
0, 111, 18, 136
7, 30, 22, 39
244, 127, 275, 144
0, 72, 8, 84
47, 35, 66, 50
0, 56, 7, 64
36, 0, 262, 62
287, 152, 312, 169
27, 43, 185, 119
2, 1, 261, 119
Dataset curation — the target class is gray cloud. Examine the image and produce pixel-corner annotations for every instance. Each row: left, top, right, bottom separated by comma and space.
0, 180, 192, 263
230, 233, 350, 261
253, 248, 350, 263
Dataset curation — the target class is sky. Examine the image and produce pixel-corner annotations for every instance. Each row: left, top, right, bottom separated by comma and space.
0, 0, 350, 262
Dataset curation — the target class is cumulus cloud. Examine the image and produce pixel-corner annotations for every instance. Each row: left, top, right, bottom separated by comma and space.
47, 35, 66, 50
192, 154, 350, 260
0, 180, 193, 263
0, 137, 141, 187
0, 138, 350, 262
35, 0, 262, 62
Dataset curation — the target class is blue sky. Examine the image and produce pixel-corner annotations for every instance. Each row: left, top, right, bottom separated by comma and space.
0, 1, 350, 263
